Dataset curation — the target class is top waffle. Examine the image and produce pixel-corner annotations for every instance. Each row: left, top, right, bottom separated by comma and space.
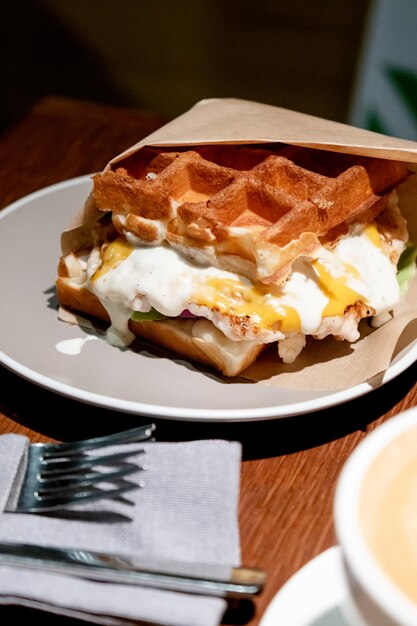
92, 145, 409, 283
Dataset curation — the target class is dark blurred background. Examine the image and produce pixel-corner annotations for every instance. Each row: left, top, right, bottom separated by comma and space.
0, 0, 372, 136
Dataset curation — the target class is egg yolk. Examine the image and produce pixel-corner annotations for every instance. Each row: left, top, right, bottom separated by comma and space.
312, 261, 362, 317
91, 223, 384, 334
193, 278, 301, 331
91, 239, 133, 282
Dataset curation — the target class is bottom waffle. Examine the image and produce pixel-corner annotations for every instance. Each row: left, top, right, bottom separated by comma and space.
56, 276, 264, 377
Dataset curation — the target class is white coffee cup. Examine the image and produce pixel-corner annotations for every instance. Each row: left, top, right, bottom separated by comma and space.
334, 406, 417, 626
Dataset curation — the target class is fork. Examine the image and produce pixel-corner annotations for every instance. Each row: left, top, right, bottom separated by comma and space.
8, 423, 156, 513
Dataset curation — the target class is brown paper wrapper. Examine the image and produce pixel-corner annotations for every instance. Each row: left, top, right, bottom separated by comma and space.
60, 98, 417, 391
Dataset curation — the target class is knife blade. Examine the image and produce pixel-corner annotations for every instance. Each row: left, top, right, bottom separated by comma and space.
0, 541, 266, 598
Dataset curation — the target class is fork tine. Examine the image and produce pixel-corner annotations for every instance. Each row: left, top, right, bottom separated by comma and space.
40, 424, 156, 458
12, 426, 155, 513
26, 482, 141, 513
37, 463, 144, 493
40, 449, 147, 477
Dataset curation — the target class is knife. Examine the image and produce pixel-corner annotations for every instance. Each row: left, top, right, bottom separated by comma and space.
0, 542, 266, 598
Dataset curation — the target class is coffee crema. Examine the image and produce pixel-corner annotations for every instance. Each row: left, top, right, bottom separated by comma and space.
360, 425, 417, 605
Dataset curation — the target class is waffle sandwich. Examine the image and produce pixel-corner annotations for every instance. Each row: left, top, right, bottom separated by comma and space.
56, 144, 411, 376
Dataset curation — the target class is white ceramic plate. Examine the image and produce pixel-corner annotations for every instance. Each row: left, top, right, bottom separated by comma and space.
1, 177, 417, 422
259, 547, 349, 626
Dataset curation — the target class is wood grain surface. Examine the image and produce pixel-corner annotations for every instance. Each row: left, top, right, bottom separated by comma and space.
1, 97, 417, 625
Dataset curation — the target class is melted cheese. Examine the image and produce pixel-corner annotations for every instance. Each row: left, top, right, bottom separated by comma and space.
91, 239, 133, 282
193, 278, 301, 331
331, 222, 398, 314
313, 261, 362, 317
87, 221, 401, 346
363, 222, 382, 248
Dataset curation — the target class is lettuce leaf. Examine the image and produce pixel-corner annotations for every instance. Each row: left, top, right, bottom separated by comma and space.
131, 308, 168, 322
397, 243, 417, 295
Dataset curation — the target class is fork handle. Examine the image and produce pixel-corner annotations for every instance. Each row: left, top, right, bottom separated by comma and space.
0, 542, 266, 598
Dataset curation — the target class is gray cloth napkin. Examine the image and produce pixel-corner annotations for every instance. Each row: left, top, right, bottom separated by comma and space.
0, 434, 242, 626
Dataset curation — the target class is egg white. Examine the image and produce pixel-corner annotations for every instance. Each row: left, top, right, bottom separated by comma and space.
87, 221, 402, 351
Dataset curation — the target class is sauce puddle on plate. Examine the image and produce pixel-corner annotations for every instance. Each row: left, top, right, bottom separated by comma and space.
55, 336, 98, 355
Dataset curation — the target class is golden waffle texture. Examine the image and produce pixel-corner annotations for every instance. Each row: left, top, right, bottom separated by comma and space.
93, 145, 409, 283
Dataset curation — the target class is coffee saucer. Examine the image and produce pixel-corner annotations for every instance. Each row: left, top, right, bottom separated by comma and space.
259, 546, 350, 626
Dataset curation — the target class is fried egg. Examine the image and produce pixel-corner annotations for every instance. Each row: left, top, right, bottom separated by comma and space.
86, 221, 402, 354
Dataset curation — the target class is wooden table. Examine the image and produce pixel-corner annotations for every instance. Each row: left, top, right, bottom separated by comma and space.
1, 97, 417, 625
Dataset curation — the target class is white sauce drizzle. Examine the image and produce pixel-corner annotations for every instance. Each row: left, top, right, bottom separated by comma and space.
88, 227, 401, 347
55, 335, 98, 355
